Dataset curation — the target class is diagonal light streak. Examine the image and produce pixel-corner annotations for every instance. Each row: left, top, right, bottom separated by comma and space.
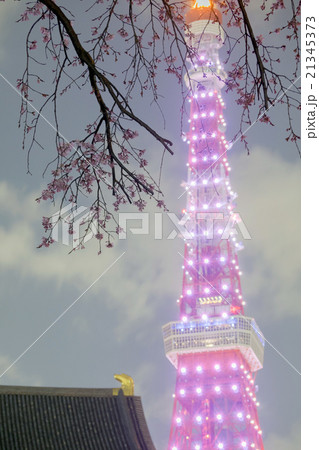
0, 251, 125, 379
178, 75, 301, 200
177, 251, 301, 376
0, 72, 118, 194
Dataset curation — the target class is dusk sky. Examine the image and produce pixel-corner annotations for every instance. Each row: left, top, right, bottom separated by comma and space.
0, 1, 300, 449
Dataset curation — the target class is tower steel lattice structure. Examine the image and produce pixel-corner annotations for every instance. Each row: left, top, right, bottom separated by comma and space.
162, 2, 265, 449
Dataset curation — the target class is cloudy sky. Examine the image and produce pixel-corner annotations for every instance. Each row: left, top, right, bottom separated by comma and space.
0, 1, 300, 449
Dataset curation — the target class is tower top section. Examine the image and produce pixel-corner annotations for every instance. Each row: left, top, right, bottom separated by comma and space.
186, 0, 222, 25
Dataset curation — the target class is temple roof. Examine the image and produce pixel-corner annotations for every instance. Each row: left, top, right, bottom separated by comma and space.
0, 385, 156, 450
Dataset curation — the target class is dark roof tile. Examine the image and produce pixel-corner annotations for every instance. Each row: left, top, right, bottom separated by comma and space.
0, 385, 156, 450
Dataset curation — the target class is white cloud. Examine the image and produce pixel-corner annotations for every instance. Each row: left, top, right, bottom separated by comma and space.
0, 142, 300, 350
0, 2, 24, 61
0, 144, 300, 352
0, 355, 42, 386
0, 181, 181, 341
232, 147, 300, 319
264, 423, 300, 450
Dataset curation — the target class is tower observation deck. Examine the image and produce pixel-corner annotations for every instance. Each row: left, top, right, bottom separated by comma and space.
162, 1, 265, 449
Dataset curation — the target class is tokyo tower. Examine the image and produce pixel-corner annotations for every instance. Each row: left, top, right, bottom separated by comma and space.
162, 1, 265, 449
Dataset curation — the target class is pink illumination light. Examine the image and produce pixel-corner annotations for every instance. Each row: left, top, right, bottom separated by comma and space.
166, 4, 264, 445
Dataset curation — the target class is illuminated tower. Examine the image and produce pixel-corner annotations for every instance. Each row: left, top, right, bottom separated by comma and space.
162, 1, 265, 449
